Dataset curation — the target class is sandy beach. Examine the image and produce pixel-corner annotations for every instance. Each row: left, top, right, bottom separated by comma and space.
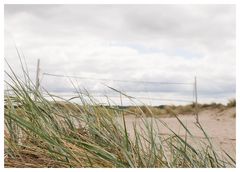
116, 107, 236, 159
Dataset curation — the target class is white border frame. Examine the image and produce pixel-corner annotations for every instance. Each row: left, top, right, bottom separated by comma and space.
1, 0, 239, 171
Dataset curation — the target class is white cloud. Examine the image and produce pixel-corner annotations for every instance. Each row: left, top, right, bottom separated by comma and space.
4, 4, 235, 105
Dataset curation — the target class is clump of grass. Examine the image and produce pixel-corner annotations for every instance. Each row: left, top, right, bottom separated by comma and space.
4, 59, 235, 168
227, 99, 236, 107
125, 104, 194, 117
125, 106, 170, 117
168, 104, 195, 115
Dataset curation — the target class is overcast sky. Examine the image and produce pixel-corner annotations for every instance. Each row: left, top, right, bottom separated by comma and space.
4, 4, 236, 105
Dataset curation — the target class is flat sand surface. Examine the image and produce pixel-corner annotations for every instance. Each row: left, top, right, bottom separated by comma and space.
116, 107, 236, 159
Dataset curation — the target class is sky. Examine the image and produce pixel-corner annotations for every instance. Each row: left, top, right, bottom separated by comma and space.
4, 4, 236, 105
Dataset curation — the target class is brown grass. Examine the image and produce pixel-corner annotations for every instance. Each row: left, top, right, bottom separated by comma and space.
50, 101, 235, 118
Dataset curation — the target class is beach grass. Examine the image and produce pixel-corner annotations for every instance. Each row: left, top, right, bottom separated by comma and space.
4, 60, 235, 168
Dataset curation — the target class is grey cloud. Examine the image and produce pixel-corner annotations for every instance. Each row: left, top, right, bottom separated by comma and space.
4, 4, 235, 104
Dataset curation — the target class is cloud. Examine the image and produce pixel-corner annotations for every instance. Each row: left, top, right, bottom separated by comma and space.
4, 4, 235, 105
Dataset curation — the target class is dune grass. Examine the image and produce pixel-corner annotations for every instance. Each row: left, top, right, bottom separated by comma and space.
4, 60, 235, 168
47, 100, 235, 119
227, 99, 236, 108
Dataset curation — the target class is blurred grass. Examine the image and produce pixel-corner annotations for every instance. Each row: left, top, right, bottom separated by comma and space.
227, 99, 236, 108
4, 58, 235, 168
50, 102, 234, 118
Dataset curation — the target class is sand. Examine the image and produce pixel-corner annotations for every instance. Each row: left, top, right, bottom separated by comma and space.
116, 107, 236, 159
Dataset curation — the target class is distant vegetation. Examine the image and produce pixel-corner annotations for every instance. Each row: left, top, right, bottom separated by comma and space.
227, 99, 236, 107
52, 101, 235, 118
